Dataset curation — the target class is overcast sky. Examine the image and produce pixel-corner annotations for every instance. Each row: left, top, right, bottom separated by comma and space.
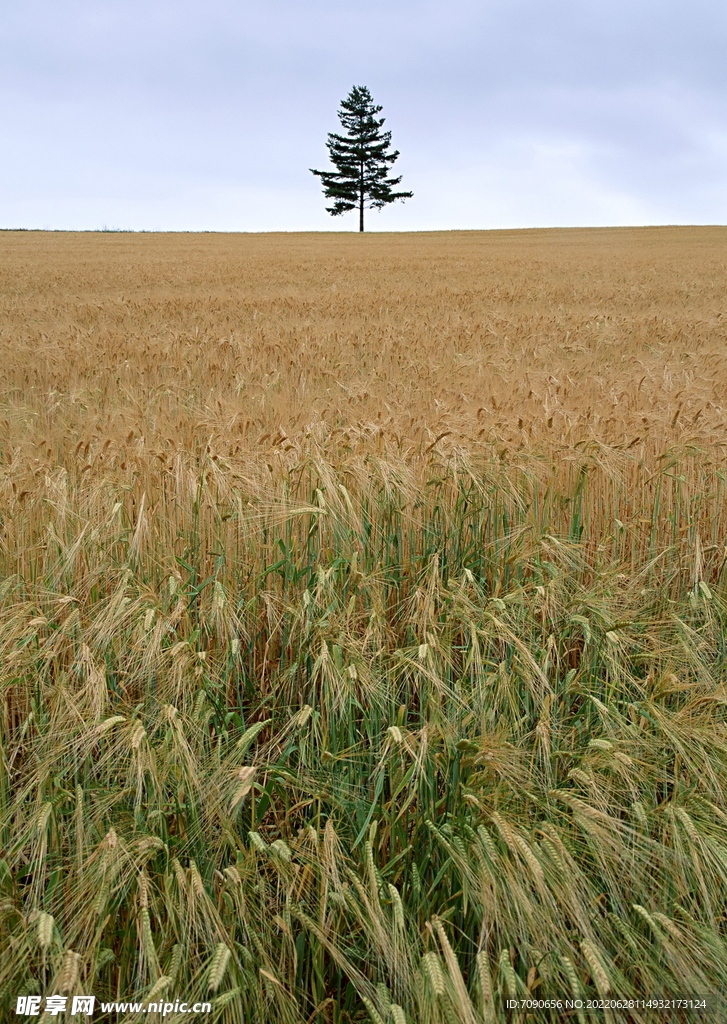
1, 0, 726, 231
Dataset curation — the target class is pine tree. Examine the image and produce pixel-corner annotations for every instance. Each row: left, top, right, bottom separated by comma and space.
310, 86, 413, 232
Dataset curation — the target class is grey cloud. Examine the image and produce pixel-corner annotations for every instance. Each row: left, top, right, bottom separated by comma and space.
1, 0, 725, 229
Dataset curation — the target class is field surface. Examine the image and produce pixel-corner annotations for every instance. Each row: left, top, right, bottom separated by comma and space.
1, 227, 727, 1022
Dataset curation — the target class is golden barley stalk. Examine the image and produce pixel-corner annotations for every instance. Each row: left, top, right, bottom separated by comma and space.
37, 912, 54, 951
580, 940, 611, 995
561, 955, 587, 1024
433, 918, 477, 1023
476, 951, 496, 1024
361, 996, 387, 1024
421, 951, 445, 997
146, 975, 172, 1002
60, 950, 80, 993
208, 942, 232, 992
388, 884, 405, 932
498, 948, 519, 999
229, 766, 256, 812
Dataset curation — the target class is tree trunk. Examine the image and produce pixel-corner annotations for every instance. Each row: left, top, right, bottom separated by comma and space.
359, 164, 364, 232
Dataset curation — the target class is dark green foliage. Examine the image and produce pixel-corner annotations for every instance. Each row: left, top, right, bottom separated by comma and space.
311, 86, 413, 231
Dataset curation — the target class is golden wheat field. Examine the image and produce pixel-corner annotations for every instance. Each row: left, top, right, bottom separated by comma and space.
2, 227, 727, 1023
3, 226, 727, 458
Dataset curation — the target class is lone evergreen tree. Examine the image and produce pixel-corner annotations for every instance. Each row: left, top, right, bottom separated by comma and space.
310, 86, 412, 232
